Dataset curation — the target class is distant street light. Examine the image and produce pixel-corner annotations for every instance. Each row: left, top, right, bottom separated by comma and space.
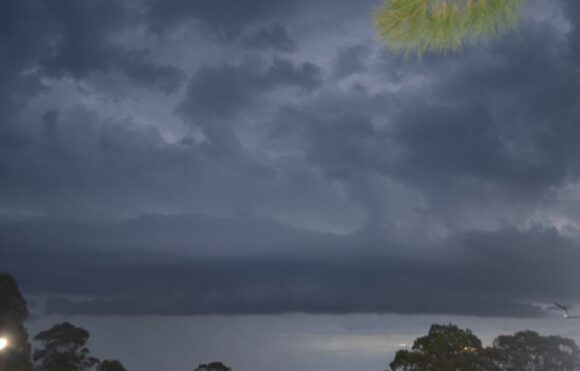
0, 337, 7, 371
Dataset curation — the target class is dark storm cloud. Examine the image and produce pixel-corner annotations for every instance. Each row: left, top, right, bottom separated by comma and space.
0, 0, 49, 117
0, 0, 184, 100
406, 32, 579, 203
1, 107, 223, 220
39, 0, 185, 93
271, 10, 580, 225
332, 43, 372, 79
180, 57, 322, 121
0, 108, 226, 217
4, 215, 578, 317
275, 98, 392, 180
145, 0, 379, 41
146, 0, 297, 38
1, 0, 579, 319
118, 51, 186, 94
4, 0, 573, 231
242, 24, 297, 53
41, 110, 59, 138
0, 105, 344, 222
38, 0, 131, 78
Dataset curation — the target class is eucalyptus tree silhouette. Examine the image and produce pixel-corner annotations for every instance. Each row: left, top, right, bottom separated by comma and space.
195, 362, 232, 371
98, 359, 127, 371
390, 324, 489, 371
390, 324, 580, 371
492, 330, 580, 370
33, 322, 99, 371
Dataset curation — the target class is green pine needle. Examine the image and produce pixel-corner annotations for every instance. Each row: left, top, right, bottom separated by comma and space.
375, 0, 528, 56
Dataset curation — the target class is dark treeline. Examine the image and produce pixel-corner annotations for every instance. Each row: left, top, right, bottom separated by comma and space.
3, 272, 580, 371
0, 272, 126, 371
390, 324, 580, 371
194, 363, 231, 371
0, 272, 230, 371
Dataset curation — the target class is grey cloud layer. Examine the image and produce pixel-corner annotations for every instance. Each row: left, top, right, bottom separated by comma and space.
180, 57, 321, 121
1, 0, 579, 316
0, 0, 184, 108
3, 215, 579, 317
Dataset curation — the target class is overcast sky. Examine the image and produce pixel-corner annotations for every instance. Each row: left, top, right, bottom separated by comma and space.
1, 0, 580, 369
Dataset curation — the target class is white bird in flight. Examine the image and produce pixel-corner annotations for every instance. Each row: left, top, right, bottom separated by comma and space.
554, 302, 580, 319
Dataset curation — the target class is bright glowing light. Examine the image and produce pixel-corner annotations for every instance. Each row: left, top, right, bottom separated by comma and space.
0, 337, 8, 350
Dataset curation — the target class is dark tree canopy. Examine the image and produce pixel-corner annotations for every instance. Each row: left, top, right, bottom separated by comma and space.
390, 324, 580, 371
0, 273, 33, 371
98, 359, 127, 371
33, 322, 99, 371
390, 324, 487, 371
491, 330, 580, 371
195, 361, 232, 371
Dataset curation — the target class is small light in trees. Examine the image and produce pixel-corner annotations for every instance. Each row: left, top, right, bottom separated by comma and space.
0, 337, 8, 351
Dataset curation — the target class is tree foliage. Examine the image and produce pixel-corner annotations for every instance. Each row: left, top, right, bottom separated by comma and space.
375, 0, 528, 55
390, 324, 580, 371
390, 324, 488, 371
195, 362, 232, 371
33, 322, 99, 371
0, 273, 33, 371
98, 359, 127, 371
491, 330, 580, 371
